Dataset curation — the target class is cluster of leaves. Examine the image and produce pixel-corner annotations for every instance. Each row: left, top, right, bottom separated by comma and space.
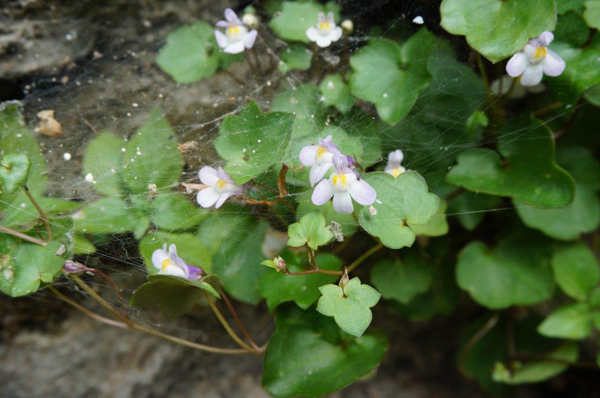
1, 0, 600, 397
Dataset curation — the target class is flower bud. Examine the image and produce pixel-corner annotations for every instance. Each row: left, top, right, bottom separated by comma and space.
341, 19, 353, 35
242, 13, 259, 29
63, 261, 93, 274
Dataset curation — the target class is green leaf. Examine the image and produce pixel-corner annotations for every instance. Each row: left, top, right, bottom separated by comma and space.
287, 211, 333, 250
121, 109, 183, 194
336, 108, 383, 167
317, 277, 381, 337
139, 231, 212, 274
446, 119, 575, 208
349, 29, 435, 124
555, 11, 590, 47
358, 171, 440, 249
0, 153, 30, 193
278, 44, 313, 74
156, 22, 219, 83
199, 210, 268, 304
215, 101, 294, 184
457, 234, 554, 309
130, 275, 215, 320
0, 235, 67, 297
2, 197, 80, 228
515, 147, 600, 240
538, 303, 594, 340
82, 132, 124, 197
262, 304, 388, 398
150, 193, 208, 231
585, 85, 600, 106
448, 192, 501, 231
319, 74, 354, 114
296, 189, 357, 238
440, 0, 556, 63
494, 342, 579, 384
259, 251, 343, 311
552, 242, 600, 301
72, 235, 96, 255
585, 0, 600, 29
73, 197, 139, 234
371, 253, 432, 304
558, 0, 586, 14
410, 199, 449, 237
268, 1, 340, 43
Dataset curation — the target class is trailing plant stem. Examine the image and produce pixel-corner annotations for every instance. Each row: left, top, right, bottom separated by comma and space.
346, 242, 384, 273
22, 186, 52, 241
0, 225, 48, 246
218, 287, 261, 351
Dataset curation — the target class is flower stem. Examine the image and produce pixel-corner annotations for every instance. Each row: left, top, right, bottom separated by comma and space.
204, 290, 262, 354
218, 287, 261, 351
0, 225, 48, 246
346, 242, 384, 273
284, 268, 343, 276
22, 186, 52, 241
459, 313, 500, 374
475, 52, 490, 93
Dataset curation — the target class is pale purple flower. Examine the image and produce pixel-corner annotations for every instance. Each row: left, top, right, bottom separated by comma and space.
384, 149, 406, 178
197, 166, 243, 209
311, 154, 376, 214
506, 31, 565, 86
215, 8, 258, 54
299, 135, 341, 186
63, 261, 93, 274
152, 243, 204, 280
306, 12, 343, 48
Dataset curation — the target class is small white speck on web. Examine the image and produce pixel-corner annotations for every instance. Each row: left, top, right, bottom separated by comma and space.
85, 173, 94, 183
121, 147, 126, 152
327, 81, 335, 89
63, 152, 72, 161
3, 269, 14, 279
257, 139, 261, 143
148, 184, 157, 192
376, 199, 383, 205
369, 205, 377, 216
383, 93, 388, 98
20, 203, 26, 208
267, 80, 272, 86
132, 103, 139, 108
110, 168, 116, 174
413, 16, 424, 24
242, 148, 247, 153
136, 150, 142, 156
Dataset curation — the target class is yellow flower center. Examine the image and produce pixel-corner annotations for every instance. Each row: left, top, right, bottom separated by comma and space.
161, 259, 171, 270
332, 173, 347, 188
227, 25, 241, 36
316, 146, 328, 159
534, 47, 547, 60
391, 168, 403, 178
216, 179, 228, 190
319, 21, 331, 32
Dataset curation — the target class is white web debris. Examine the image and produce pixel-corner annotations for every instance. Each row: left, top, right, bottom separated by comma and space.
413, 16, 424, 24
369, 206, 377, 216
63, 152, 72, 161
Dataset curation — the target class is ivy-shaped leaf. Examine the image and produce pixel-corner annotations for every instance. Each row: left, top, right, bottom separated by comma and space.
371, 253, 432, 304
410, 198, 449, 237
552, 242, 600, 301
3, 197, 80, 228
259, 251, 342, 311
358, 171, 440, 249
585, 0, 600, 29
82, 131, 124, 197
446, 119, 575, 208
457, 234, 555, 309
296, 189, 357, 238
537, 302, 595, 340
448, 192, 501, 231
156, 21, 220, 83
287, 211, 333, 250
215, 101, 294, 184
268, 1, 340, 43
317, 277, 381, 337
555, 11, 590, 47
0, 153, 30, 193
73, 197, 140, 234
349, 29, 435, 124
130, 275, 219, 320
440, 0, 556, 63
121, 108, 183, 194
262, 304, 388, 398
319, 74, 354, 114
150, 193, 208, 231
278, 44, 313, 74
515, 147, 600, 239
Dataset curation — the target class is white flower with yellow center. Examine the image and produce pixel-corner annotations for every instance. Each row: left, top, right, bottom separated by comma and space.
197, 166, 243, 209
299, 135, 341, 186
215, 8, 258, 54
152, 243, 204, 280
306, 12, 343, 48
312, 154, 376, 214
506, 31, 565, 86
384, 149, 406, 178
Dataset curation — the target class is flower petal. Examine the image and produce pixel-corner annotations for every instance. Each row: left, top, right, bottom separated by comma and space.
151, 249, 169, 270
350, 179, 377, 206
506, 52, 527, 77
216, 21, 230, 28
542, 50, 565, 77
299, 145, 318, 166
199, 166, 219, 186
316, 36, 333, 48
197, 187, 220, 208
159, 264, 186, 278
224, 8, 242, 25
330, 26, 343, 42
312, 179, 335, 205
530, 31, 554, 47
225, 41, 245, 54
310, 162, 332, 186
306, 26, 319, 42
243, 30, 258, 49
215, 30, 229, 49
520, 64, 544, 86
333, 191, 354, 214
215, 191, 235, 209
186, 265, 204, 280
